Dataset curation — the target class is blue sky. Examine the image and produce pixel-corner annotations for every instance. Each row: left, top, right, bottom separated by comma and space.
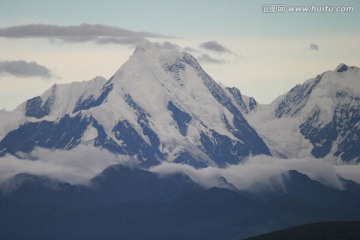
2, 0, 359, 36
1, 0, 359, 109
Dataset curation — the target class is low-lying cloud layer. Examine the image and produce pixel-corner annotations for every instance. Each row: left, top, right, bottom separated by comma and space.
151, 156, 356, 191
0, 146, 137, 184
1, 148, 359, 192
0, 60, 52, 79
0, 24, 167, 45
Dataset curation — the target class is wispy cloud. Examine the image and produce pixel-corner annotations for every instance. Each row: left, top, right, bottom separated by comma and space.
309, 43, 319, 51
0, 24, 168, 45
0, 146, 137, 184
0, 60, 52, 79
154, 41, 181, 51
152, 156, 358, 191
1, 149, 359, 192
199, 41, 233, 54
184, 47, 201, 53
197, 54, 225, 64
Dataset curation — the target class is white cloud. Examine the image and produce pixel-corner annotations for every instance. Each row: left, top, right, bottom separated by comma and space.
154, 41, 181, 51
335, 164, 360, 183
0, 146, 137, 184
0, 150, 358, 192
152, 156, 356, 191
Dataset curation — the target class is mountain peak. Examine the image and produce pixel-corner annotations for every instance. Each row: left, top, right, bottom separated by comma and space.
134, 40, 157, 54
0, 39, 271, 167
336, 63, 348, 72
335, 63, 359, 73
131, 41, 190, 66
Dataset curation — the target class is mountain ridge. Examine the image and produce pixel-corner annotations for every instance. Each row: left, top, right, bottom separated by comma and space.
0, 44, 359, 166
1, 165, 360, 240
245, 63, 360, 163
0, 42, 271, 167
0, 36, 359, 240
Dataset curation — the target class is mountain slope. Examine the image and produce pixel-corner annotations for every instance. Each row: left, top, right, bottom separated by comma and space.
0, 42, 270, 167
0, 164, 201, 208
1, 167, 360, 240
246, 64, 360, 163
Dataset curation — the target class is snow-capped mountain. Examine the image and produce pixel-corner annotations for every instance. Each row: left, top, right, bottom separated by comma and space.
0, 43, 359, 240
0, 42, 270, 167
246, 63, 360, 163
225, 87, 258, 114
0, 42, 358, 166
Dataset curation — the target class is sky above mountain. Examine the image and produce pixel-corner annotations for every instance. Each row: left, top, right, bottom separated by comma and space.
0, 0, 359, 110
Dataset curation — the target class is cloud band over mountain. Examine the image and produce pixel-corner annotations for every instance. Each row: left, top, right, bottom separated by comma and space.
0, 24, 168, 45
1, 147, 359, 191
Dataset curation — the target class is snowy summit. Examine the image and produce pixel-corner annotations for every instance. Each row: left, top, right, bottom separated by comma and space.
0, 42, 270, 167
